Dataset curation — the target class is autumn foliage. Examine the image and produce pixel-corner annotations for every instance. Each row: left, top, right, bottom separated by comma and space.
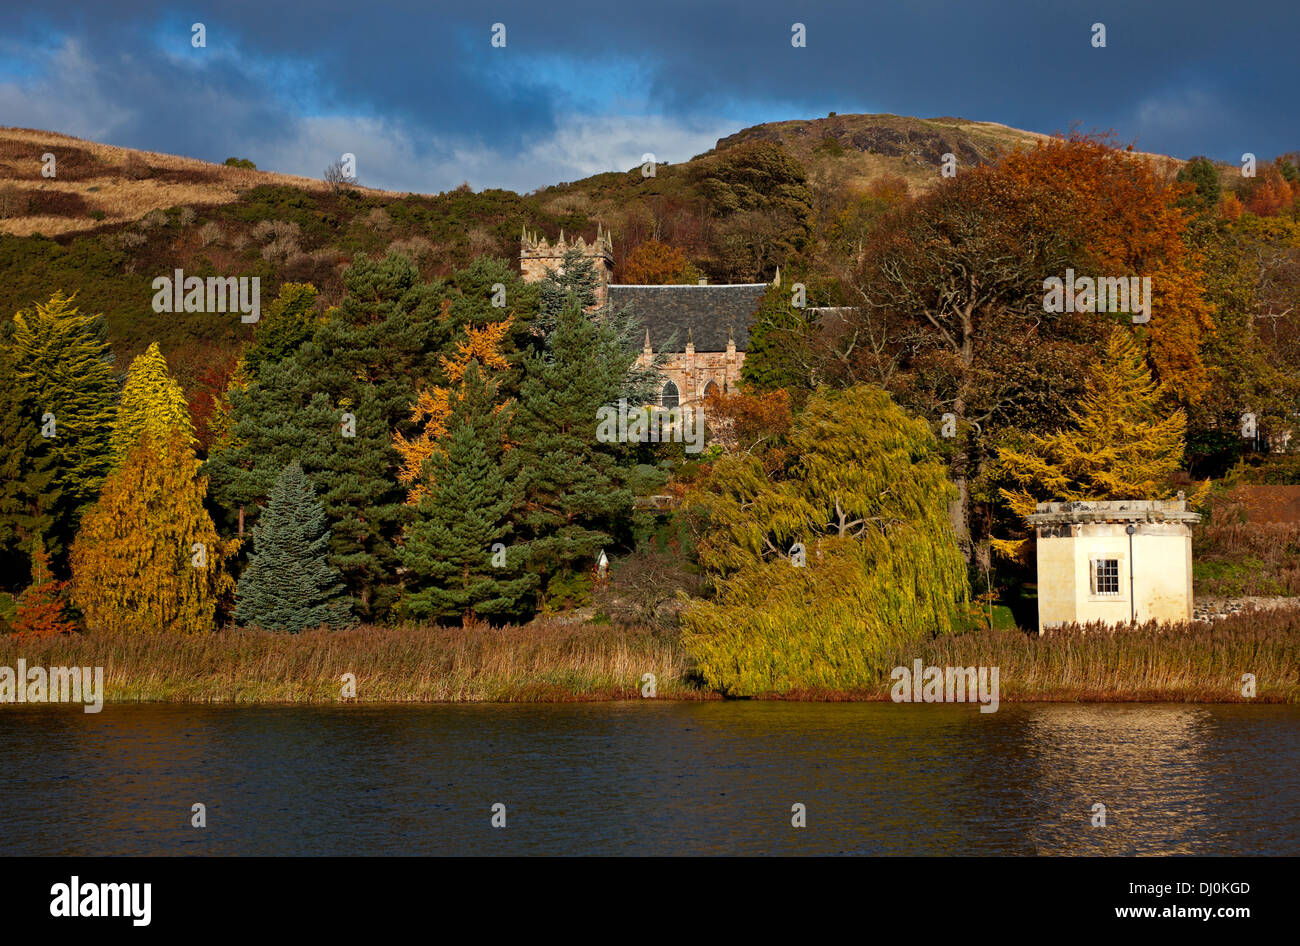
395, 319, 513, 503
620, 239, 698, 284
999, 134, 1215, 404
72, 428, 235, 635
11, 537, 75, 638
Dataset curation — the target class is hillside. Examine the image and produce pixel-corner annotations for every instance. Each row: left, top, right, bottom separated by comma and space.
0, 113, 1186, 389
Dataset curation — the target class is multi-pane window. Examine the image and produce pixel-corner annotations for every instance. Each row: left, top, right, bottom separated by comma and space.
1091, 559, 1120, 595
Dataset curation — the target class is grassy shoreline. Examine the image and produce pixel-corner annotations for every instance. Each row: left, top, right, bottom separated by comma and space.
1, 609, 1297, 705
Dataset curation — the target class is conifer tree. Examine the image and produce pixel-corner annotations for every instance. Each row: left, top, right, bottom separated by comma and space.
8, 291, 119, 554
204, 362, 406, 620
993, 328, 1191, 556
11, 536, 75, 637
395, 319, 512, 503
109, 342, 195, 465
535, 248, 663, 401
70, 428, 233, 635
0, 344, 59, 582
234, 460, 354, 632
510, 300, 636, 595
741, 283, 814, 392
401, 363, 533, 623
242, 283, 320, 380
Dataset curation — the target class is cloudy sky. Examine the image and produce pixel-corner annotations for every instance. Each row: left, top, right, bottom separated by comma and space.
1, 0, 1295, 193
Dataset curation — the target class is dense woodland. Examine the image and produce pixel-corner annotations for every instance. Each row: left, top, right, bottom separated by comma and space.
2, 128, 1298, 695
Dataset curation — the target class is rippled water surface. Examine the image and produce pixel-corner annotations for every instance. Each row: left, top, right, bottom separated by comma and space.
1, 702, 1296, 855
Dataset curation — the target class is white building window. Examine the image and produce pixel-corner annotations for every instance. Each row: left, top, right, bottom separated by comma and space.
1091, 559, 1121, 596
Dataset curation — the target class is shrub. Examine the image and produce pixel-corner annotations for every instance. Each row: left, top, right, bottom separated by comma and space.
121, 154, 151, 180
198, 221, 223, 246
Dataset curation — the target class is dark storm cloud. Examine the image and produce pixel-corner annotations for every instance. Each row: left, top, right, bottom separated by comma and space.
1, 0, 1295, 191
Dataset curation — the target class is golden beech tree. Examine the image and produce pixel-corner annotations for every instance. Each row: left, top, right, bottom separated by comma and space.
394, 319, 512, 503
993, 329, 1198, 558
71, 428, 234, 634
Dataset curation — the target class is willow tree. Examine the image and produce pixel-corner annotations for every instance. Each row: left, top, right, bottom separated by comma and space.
683, 385, 969, 696
992, 328, 1192, 558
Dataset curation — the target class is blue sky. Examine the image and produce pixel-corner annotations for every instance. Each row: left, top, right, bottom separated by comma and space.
1, 0, 1296, 193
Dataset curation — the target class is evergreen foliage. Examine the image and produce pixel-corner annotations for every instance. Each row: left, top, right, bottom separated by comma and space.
206, 362, 406, 620
511, 299, 636, 597
0, 344, 59, 582
740, 283, 813, 392
8, 291, 118, 555
401, 364, 534, 622
242, 283, 320, 380
234, 460, 354, 632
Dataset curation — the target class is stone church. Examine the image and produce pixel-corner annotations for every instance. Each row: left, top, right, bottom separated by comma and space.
520, 227, 769, 407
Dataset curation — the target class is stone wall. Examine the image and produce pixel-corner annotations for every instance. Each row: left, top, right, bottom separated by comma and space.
639, 346, 745, 406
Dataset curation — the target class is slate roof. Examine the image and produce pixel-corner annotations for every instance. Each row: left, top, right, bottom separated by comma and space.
608, 284, 767, 353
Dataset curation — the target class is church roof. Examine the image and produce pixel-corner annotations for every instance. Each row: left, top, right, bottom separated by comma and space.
608, 284, 767, 353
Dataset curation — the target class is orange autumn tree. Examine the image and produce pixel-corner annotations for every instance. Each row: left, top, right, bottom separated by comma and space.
395, 319, 513, 503
11, 536, 75, 637
621, 239, 699, 284
1001, 134, 1215, 405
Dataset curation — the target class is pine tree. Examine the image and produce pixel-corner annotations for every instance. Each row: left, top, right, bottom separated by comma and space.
510, 299, 636, 597
8, 291, 119, 555
0, 344, 60, 582
203, 361, 406, 620
12, 536, 75, 637
234, 460, 354, 632
993, 328, 1191, 556
109, 342, 195, 465
70, 428, 234, 635
401, 363, 533, 623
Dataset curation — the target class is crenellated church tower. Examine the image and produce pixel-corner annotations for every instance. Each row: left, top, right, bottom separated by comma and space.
520, 224, 614, 308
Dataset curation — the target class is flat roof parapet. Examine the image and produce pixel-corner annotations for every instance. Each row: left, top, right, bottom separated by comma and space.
1027, 498, 1202, 526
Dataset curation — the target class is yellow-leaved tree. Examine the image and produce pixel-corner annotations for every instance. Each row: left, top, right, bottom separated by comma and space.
394, 319, 512, 503
993, 328, 1198, 558
109, 342, 196, 465
71, 345, 233, 634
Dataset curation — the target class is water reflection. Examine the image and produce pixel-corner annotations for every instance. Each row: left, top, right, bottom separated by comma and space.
0, 702, 1295, 855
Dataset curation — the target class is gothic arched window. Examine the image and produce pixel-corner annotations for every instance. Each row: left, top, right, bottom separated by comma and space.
661, 381, 679, 408
703, 380, 720, 400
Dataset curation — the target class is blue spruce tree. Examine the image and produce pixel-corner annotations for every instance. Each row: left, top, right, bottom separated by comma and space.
234, 460, 355, 632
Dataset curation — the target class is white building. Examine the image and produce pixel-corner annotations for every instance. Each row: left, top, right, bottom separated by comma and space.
1027, 499, 1201, 633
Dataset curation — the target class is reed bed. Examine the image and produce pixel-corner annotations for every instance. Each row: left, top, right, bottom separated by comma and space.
0, 621, 701, 704
885, 607, 1300, 703
1, 609, 1296, 704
